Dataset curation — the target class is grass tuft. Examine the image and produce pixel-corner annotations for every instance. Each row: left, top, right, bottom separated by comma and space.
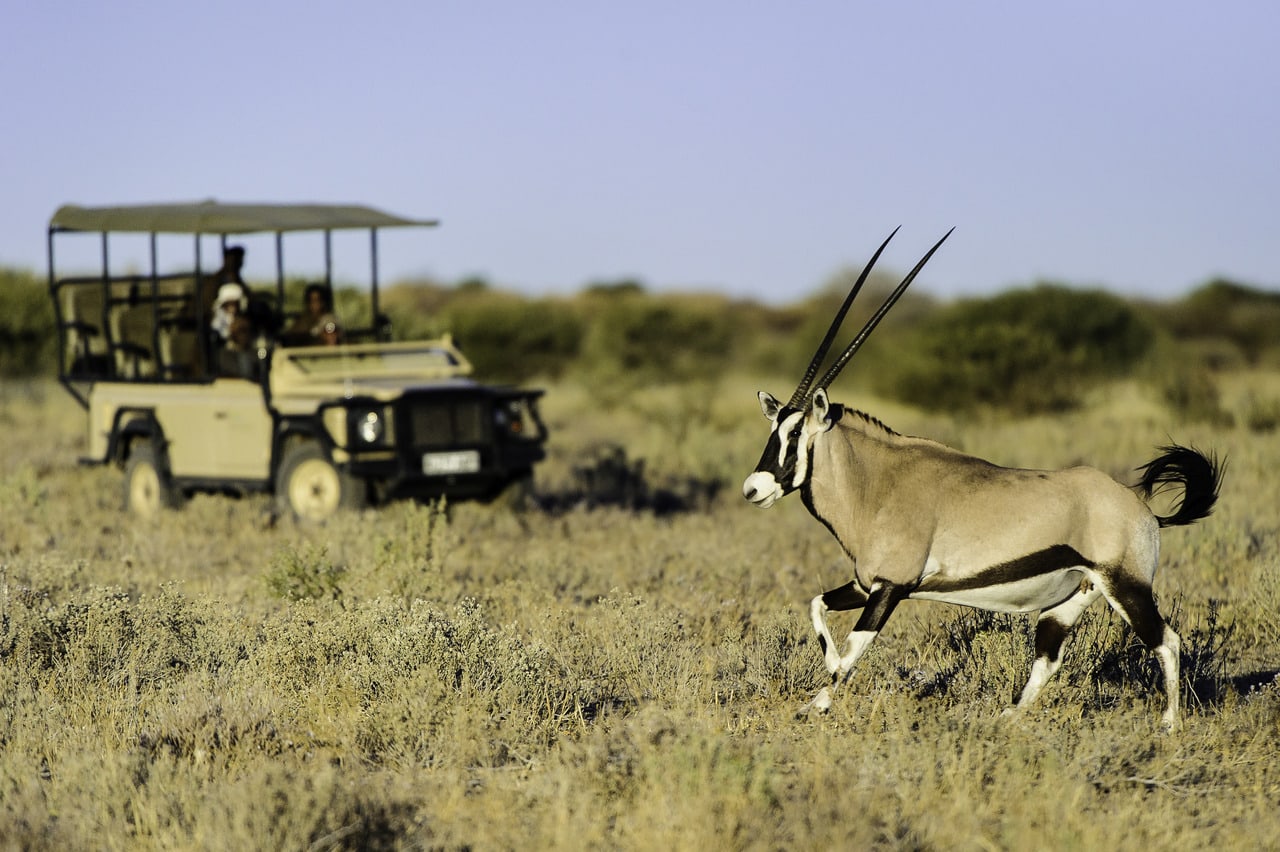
2, 374, 1279, 849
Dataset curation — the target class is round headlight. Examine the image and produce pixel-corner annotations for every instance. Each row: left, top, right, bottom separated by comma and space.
496, 401, 526, 435
356, 410, 383, 444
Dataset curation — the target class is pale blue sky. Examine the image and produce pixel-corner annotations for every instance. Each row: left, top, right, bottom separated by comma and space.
4, 1, 1276, 302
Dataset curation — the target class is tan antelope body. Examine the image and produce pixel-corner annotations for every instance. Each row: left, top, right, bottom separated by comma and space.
742, 230, 1222, 729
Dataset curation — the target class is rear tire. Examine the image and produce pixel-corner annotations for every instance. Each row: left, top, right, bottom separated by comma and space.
123, 441, 182, 519
276, 441, 367, 523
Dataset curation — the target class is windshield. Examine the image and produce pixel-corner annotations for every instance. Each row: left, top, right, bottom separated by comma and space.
281, 343, 462, 379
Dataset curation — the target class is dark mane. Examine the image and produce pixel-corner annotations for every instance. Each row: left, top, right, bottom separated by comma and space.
839, 406, 900, 437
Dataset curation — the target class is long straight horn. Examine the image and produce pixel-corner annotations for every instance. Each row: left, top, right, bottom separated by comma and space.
786, 226, 901, 409
813, 227, 954, 395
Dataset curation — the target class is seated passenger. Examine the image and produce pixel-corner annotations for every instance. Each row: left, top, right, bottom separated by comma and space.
210, 283, 259, 377
282, 283, 343, 346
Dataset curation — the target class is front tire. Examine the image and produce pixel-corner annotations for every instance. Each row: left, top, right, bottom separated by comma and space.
489, 469, 535, 511
276, 441, 367, 523
123, 441, 181, 519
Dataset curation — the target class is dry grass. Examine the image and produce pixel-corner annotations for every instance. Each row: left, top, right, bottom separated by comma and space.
1, 374, 1277, 850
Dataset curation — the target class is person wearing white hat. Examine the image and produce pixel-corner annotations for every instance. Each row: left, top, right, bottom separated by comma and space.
210, 283, 249, 344
209, 282, 258, 377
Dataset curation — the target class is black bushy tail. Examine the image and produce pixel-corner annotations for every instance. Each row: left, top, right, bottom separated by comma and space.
1135, 444, 1224, 528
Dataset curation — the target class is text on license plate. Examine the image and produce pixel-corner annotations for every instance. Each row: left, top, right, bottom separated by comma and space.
423, 450, 481, 475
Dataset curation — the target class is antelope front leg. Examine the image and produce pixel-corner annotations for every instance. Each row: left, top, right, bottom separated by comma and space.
800, 594, 842, 716
801, 582, 906, 716
810, 594, 844, 674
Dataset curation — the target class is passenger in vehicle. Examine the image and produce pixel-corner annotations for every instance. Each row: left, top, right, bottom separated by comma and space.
212, 245, 246, 286
281, 283, 343, 346
210, 283, 259, 377
200, 245, 246, 310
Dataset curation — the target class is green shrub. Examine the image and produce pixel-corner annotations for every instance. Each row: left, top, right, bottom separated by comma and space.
265, 544, 346, 601
574, 290, 734, 398
755, 272, 936, 388
1243, 393, 1280, 433
439, 291, 582, 383
380, 279, 454, 340
878, 284, 1154, 414
0, 268, 57, 377
1157, 279, 1280, 365
1160, 367, 1235, 427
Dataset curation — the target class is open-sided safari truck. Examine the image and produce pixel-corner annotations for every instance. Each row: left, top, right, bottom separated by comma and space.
48, 201, 547, 521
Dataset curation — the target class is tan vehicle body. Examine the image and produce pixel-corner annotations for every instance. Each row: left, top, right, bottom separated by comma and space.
49, 202, 547, 521
89, 380, 273, 480
85, 339, 475, 482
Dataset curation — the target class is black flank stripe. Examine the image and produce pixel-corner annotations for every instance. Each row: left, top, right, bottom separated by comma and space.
934, 544, 1093, 593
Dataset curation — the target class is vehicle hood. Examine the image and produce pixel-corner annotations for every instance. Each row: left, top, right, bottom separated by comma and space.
268, 338, 483, 403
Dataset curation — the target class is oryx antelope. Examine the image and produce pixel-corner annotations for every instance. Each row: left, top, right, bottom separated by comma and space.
742, 229, 1222, 730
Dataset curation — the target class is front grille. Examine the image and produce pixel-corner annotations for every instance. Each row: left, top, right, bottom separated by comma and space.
404, 397, 490, 447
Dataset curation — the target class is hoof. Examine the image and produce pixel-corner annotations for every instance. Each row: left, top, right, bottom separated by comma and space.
797, 687, 833, 719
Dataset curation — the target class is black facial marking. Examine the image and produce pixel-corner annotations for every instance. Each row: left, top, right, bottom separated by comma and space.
799, 455, 838, 534
751, 406, 804, 493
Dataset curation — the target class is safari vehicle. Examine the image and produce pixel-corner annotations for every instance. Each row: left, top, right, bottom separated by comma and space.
47, 201, 547, 521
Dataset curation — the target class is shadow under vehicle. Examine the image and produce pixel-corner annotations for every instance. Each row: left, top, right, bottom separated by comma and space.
47, 201, 547, 521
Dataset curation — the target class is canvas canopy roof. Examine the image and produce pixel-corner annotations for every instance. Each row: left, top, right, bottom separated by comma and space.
49, 201, 439, 235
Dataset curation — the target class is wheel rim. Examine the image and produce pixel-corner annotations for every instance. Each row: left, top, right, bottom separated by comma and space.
128, 463, 162, 519
288, 457, 342, 522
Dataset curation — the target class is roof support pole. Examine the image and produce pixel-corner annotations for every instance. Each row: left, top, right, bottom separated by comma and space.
196, 234, 209, 379
370, 228, 382, 339
324, 230, 332, 289
275, 231, 285, 307
100, 232, 112, 378
150, 232, 161, 378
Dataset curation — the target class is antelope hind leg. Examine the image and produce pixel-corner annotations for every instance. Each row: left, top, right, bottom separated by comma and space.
1099, 578, 1183, 731
1004, 583, 1101, 720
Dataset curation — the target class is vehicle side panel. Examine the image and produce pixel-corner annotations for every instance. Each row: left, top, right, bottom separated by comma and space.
89, 381, 273, 480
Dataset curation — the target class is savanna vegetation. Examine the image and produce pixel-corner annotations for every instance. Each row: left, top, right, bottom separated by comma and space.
1, 263, 1278, 849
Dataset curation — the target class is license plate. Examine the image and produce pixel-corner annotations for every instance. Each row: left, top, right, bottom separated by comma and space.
422, 450, 481, 475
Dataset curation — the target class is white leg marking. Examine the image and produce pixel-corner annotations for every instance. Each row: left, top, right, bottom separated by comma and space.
1015, 657, 1056, 709
810, 594, 841, 674
836, 629, 878, 677
800, 686, 834, 717
1156, 625, 1182, 731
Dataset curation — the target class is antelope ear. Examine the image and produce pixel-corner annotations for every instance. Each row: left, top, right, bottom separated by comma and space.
758, 391, 781, 422
811, 388, 830, 423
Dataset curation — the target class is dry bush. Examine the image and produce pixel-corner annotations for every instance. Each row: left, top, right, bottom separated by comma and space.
1, 374, 1278, 850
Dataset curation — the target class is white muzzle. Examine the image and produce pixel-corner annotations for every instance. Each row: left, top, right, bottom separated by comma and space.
742, 471, 782, 509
